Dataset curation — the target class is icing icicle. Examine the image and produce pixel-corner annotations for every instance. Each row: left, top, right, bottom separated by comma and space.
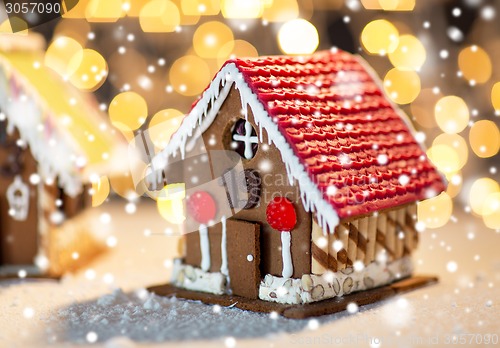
280, 232, 293, 278
220, 216, 228, 276
199, 224, 210, 272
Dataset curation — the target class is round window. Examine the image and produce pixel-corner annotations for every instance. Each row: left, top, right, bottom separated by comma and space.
229, 118, 259, 160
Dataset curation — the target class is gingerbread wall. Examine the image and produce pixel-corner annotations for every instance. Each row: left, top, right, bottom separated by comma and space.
0, 124, 39, 265
183, 87, 312, 279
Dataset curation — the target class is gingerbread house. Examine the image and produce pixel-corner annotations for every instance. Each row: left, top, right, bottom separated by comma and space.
0, 34, 125, 277
150, 49, 445, 307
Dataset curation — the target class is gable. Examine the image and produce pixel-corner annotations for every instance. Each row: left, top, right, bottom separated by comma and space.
156, 50, 446, 234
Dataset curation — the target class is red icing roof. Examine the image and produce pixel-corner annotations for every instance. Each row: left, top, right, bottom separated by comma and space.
211, 50, 446, 219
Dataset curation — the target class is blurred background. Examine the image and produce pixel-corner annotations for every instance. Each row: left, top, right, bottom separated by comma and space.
1, 0, 499, 232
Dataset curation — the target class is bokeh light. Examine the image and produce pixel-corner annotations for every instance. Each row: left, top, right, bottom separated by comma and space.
217, 39, 259, 66
361, 0, 415, 11
85, 0, 125, 22
109, 172, 141, 200
417, 192, 453, 229
169, 55, 211, 96
149, 109, 184, 149
426, 144, 461, 175
62, 0, 89, 18
482, 192, 500, 229
193, 21, 234, 58
458, 45, 492, 84
469, 120, 500, 158
139, 0, 180, 32
432, 133, 468, 170
361, 19, 399, 56
91, 175, 110, 207
262, 0, 299, 22
383, 68, 420, 104
221, 0, 264, 18
469, 178, 500, 216
388, 34, 426, 71
491, 82, 500, 111
434, 96, 469, 134
109, 92, 148, 132
68, 49, 108, 91
278, 19, 319, 55
181, 0, 220, 15
44, 36, 83, 78
157, 183, 186, 224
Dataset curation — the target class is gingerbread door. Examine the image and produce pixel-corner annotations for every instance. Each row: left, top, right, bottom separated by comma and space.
226, 219, 261, 299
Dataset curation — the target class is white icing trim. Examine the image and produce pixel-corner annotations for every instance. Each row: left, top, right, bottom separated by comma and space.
220, 216, 228, 276
259, 257, 413, 304
155, 63, 340, 234
171, 261, 226, 295
0, 60, 84, 195
281, 232, 293, 278
199, 224, 210, 272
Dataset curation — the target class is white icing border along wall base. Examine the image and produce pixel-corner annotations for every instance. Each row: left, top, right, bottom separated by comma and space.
171, 257, 413, 305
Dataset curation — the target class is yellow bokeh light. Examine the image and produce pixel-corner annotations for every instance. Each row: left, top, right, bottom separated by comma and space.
217, 39, 259, 66
417, 192, 453, 229
278, 19, 319, 55
469, 120, 500, 158
361, 19, 399, 56
469, 178, 500, 216
388, 34, 426, 71
109, 172, 141, 200
383, 68, 420, 104
169, 55, 211, 96
482, 192, 500, 229
44, 36, 83, 78
193, 21, 234, 59
221, 0, 264, 18
434, 96, 469, 134
69, 49, 108, 91
181, 0, 220, 15
91, 175, 110, 207
361, 0, 415, 10
262, 0, 299, 22
109, 92, 148, 132
122, 0, 150, 17
458, 45, 492, 84
432, 133, 468, 170
491, 82, 500, 111
139, 0, 180, 32
426, 144, 461, 175
149, 109, 184, 149
86, 0, 125, 22
62, 0, 89, 18
157, 183, 186, 224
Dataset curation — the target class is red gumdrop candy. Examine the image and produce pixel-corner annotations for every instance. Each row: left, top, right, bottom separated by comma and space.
266, 196, 297, 232
187, 191, 217, 224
